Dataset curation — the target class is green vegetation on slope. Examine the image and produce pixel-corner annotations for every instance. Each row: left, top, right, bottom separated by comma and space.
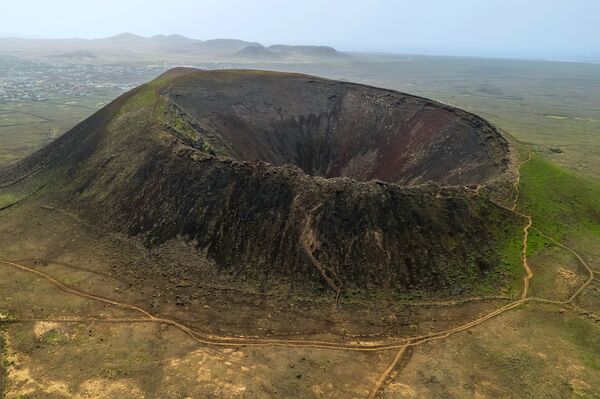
498, 229, 526, 296
518, 153, 600, 241
516, 151, 600, 303
0, 192, 26, 209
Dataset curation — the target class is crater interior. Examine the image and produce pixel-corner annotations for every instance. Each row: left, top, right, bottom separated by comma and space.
166, 71, 508, 186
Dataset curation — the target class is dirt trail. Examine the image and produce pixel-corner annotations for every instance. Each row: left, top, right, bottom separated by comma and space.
367, 346, 407, 399
300, 202, 342, 296
0, 150, 596, 398
0, 216, 593, 398
2, 229, 592, 354
511, 151, 534, 299
519, 214, 534, 299
529, 227, 595, 305
0, 259, 527, 352
0, 317, 151, 324
365, 150, 592, 398
511, 151, 533, 211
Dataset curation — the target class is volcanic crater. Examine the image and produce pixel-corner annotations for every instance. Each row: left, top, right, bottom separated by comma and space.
165, 70, 508, 186
1, 69, 521, 297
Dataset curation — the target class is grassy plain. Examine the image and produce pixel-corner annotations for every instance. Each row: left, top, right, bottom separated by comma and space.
0, 94, 116, 164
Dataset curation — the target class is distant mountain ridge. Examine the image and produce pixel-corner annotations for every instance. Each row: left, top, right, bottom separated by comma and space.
0, 33, 349, 62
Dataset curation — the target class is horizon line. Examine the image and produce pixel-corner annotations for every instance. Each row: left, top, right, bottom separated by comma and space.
0, 32, 598, 64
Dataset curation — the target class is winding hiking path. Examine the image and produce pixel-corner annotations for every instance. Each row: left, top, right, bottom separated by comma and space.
367, 346, 407, 398
512, 152, 534, 299
0, 214, 594, 395
0, 150, 596, 398
0, 259, 532, 351
365, 150, 593, 398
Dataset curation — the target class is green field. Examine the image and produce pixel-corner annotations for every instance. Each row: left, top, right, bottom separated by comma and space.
0, 95, 117, 164
519, 153, 600, 240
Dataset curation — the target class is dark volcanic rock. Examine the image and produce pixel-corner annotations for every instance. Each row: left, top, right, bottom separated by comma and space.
1, 68, 520, 296
165, 71, 508, 186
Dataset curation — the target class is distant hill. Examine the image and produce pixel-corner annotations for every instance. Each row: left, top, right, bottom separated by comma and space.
176, 38, 263, 54
233, 44, 348, 61
234, 45, 281, 60
0, 33, 350, 63
268, 44, 346, 58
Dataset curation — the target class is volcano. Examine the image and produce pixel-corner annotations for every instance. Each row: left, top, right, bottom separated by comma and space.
0, 68, 521, 296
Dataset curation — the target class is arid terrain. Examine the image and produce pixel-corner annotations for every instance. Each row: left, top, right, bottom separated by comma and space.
1, 64, 599, 399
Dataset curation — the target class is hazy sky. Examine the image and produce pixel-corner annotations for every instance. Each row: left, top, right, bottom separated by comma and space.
1, 0, 598, 59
